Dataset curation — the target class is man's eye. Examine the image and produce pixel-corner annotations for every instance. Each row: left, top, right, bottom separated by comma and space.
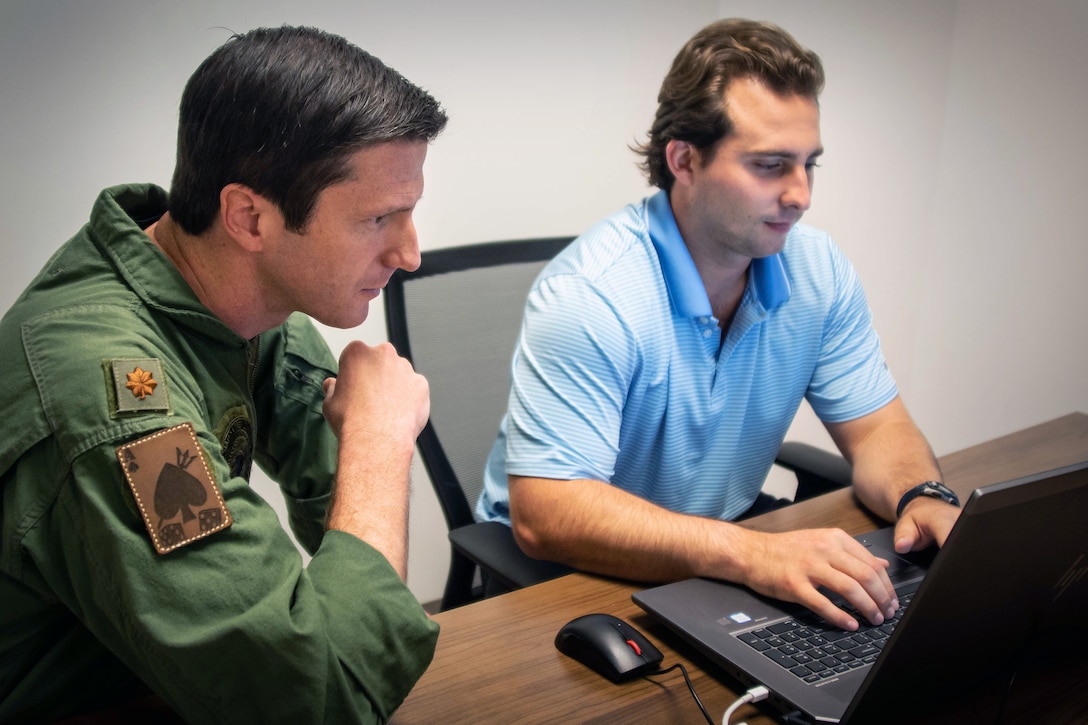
753, 161, 785, 175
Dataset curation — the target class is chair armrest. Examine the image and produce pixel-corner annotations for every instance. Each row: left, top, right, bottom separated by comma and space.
775, 441, 853, 501
448, 521, 573, 591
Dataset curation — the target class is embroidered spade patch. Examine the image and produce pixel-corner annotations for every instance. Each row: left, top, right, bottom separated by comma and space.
117, 422, 232, 554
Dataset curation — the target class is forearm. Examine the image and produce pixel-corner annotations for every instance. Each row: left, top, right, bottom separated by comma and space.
509, 475, 755, 583
326, 427, 415, 579
320, 340, 430, 581
509, 475, 901, 630
828, 397, 943, 522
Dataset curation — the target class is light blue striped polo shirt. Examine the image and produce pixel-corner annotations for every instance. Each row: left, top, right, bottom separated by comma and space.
478, 190, 897, 525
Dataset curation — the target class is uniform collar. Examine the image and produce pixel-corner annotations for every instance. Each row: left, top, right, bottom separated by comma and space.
646, 189, 791, 318
92, 184, 247, 345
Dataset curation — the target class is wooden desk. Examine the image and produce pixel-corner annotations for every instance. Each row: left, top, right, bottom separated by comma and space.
392, 413, 1088, 724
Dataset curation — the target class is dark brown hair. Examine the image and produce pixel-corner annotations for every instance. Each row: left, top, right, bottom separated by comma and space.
168, 26, 447, 235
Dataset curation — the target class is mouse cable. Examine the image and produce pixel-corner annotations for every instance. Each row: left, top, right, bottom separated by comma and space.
720, 684, 769, 725
645, 662, 715, 724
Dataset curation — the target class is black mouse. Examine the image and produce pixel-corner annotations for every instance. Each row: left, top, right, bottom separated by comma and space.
555, 613, 664, 683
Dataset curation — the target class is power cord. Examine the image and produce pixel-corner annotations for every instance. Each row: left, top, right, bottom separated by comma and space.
644, 663, 715, 724
721, 684, 769, 725
645, 665, 770, 725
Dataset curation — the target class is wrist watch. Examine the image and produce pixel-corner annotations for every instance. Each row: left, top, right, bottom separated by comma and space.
896, 480, 960, 518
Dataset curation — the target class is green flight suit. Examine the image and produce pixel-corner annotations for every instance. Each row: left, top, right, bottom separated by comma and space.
0, 185, 438, 723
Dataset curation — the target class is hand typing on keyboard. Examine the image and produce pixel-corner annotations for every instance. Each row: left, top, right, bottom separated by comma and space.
730, 527, 899, 632
739, 591, 915, 683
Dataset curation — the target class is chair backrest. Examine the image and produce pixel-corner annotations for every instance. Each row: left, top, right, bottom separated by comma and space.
384, 237, 574, 532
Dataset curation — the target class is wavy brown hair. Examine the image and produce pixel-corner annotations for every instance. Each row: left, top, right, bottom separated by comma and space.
634, 19, 824, 191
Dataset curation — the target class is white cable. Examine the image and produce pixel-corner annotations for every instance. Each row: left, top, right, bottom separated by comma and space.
721, 685, 769, 725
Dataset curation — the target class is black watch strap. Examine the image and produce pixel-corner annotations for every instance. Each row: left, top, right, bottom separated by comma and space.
896, 480, 960, 518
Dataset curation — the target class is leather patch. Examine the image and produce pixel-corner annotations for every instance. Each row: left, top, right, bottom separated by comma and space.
117, 422, 232, 554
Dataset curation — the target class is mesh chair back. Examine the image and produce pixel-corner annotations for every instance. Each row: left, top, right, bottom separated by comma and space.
385, 238, 574, 531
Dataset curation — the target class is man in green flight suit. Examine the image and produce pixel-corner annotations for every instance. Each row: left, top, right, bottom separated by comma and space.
0, 26, 447, 723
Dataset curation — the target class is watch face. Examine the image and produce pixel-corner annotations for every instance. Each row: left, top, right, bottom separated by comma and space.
898, 481, 960, 518
922, 483, 958, 505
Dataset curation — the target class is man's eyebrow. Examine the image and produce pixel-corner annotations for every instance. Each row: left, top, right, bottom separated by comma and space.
747, 147, 825, 159
380, 200, 421, 216
369, 205, 411, 219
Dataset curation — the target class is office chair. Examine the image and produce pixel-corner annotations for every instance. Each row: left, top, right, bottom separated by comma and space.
384, 238, 853, 611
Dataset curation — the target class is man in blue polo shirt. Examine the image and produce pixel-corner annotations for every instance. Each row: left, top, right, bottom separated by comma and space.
478, 18, 960, 632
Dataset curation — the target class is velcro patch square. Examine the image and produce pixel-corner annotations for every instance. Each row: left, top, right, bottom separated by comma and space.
109, 358, 171, 414
116, 422, 232, 554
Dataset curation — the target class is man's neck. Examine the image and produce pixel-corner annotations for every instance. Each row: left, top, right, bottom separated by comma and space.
675, 224, 750, 325
697, 257, 749, 328
145, 214, 280, 339
668, 191, 752, 325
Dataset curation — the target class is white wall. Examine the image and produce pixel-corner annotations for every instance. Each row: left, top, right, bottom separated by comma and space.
717, 0, 1088, 454
2, 0, 1086, 605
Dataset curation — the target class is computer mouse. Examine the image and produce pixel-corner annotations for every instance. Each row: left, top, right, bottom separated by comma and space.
555, 613, 664, 683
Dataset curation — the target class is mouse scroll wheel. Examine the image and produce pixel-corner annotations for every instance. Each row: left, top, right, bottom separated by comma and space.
625, 639, 643, 656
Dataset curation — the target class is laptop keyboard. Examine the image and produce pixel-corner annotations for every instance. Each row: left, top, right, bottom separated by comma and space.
737, 592, 914, 684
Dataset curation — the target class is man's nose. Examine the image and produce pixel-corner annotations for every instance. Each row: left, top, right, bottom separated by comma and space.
782, 167, 813, 211
386, 218, 421, 272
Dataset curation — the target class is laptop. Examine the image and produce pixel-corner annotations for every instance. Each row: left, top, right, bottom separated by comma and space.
633, 460, 1088, 724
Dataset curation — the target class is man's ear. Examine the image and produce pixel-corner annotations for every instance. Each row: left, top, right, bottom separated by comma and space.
665, 139, 699, 188
219, 183, 279, 252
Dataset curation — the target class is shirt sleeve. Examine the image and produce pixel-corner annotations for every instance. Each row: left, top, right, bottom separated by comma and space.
250, 314, 340, 554
504, 273, 638, 483
51, 443, 437, 723
805, 241, 899, 422
11, 311, 437, 723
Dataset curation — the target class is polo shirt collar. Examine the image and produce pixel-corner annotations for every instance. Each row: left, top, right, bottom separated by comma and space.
646, 189, 791, 318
